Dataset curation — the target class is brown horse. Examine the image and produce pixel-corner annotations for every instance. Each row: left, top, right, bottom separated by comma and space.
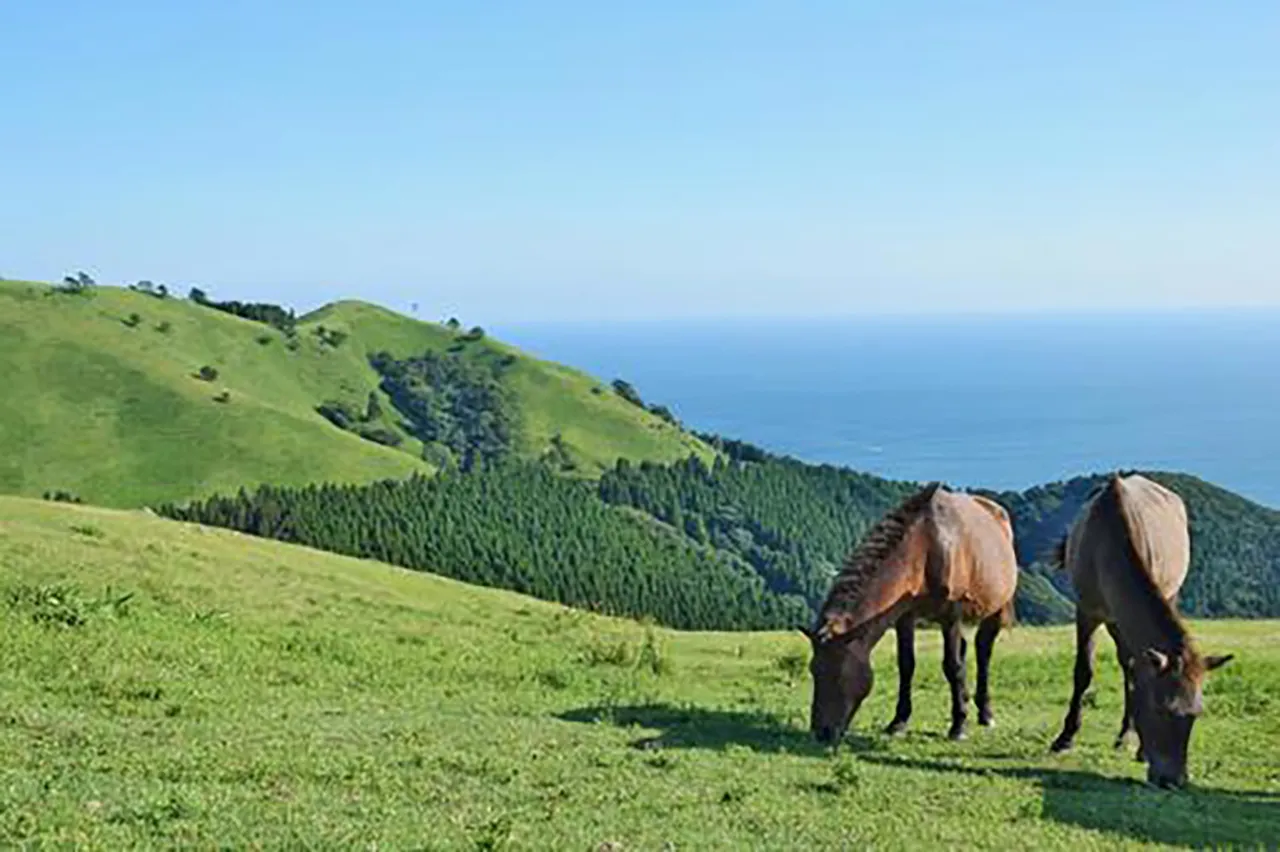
1048, 472, 1233, 788
802, 482, 1019, 745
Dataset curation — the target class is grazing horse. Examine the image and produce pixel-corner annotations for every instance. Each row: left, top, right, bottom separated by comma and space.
1048, 472, 1233, 788
802, 482, 1019, 745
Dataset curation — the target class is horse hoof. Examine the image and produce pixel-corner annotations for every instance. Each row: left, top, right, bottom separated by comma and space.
947, 727, 967, 742
884, 720, 908, 736
1050, 737, 1073, 754
979, 714, 995, 728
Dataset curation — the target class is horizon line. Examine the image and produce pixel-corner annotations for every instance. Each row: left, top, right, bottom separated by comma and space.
7, 277, 1278, 327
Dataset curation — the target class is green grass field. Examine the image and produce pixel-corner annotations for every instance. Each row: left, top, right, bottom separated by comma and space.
0, 281, 710, 508
2, 496, 1277, 849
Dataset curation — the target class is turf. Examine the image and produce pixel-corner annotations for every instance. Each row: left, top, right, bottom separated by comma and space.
2, 496, 1276, 849
0, 281, 710, 508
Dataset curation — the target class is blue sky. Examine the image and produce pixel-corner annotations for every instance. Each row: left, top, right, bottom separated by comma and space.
3, 1, 1277, 321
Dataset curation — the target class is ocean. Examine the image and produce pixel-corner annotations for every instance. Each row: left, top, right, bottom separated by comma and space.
492, 310, 1280, 510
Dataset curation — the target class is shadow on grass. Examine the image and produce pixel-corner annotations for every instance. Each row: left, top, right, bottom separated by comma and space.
857, 754, 1280, 848
557, 703, 884, 755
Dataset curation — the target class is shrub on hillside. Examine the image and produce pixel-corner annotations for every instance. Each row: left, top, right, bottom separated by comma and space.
611, 379, 644, 408
648, 403, 680, 427
195, 365, 219, 382
357, 426, 403, 447
314, 326, 348, 348
364, 391, 383, 422
56, 271, 95, 295
316, 401, 360, 430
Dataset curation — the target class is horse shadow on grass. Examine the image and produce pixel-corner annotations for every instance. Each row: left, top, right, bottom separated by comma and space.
856, 754, 1280, 849
556, 702, 880, 756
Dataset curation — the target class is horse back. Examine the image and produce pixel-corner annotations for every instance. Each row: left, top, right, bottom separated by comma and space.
1066, 474, 1190, 616
923, 490, 1019, 620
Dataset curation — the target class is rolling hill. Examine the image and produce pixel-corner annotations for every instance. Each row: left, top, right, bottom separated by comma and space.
6, 276, 1280, 629
2, 495, 1276, 848
0, 279, 711, 508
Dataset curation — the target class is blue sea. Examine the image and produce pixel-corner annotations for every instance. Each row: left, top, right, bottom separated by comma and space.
492, 310, 1280, 509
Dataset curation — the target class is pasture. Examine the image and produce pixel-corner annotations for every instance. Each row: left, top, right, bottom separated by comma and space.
0, 280, 707, 509
1, 496, 1277, 848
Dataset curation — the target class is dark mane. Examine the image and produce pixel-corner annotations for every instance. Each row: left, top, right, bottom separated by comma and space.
820, 482, 944, 616
1097, 475, 1193, 652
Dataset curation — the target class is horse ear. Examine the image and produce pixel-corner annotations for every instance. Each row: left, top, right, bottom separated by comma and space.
1204, 653, 1235, 671
1143, 648, 1170, 673
816, 613, 854, 644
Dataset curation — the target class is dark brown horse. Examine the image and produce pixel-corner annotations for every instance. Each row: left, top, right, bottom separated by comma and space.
1048, 472, 1233, 788
802, 482, 1019, 745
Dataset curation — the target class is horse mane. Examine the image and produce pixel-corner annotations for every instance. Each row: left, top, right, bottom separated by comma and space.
1096, 474, 1195, 654
820, 482, 944, 617
1047, 471, 1126, 570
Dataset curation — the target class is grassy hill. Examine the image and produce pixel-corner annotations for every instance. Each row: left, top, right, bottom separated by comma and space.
0, 280, 710, 508
2, 496, 1278, 848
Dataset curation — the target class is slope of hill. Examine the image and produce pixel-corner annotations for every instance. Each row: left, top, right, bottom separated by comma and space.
301, 299, 711, 472
2, 496, 1277, 848
157, 462, 811, 631
6, 278, 1279, 629
0, 280, 710, 507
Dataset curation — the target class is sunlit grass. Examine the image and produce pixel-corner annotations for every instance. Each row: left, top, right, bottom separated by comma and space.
2, 496, 1276, 848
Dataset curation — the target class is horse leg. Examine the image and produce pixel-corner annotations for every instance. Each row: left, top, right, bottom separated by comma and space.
941, 609, 969, 741
1050, 612, 1100, 753
974, 611, 1003, 727
885, 614, 916, 735
1104, 622, 1138, 756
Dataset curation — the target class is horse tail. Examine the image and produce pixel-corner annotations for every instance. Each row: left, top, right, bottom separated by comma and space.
1047, 533, 1068, 571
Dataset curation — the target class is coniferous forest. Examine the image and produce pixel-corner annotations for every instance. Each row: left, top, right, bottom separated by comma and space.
149, 334, 1280, 631
157, 463, 811, 631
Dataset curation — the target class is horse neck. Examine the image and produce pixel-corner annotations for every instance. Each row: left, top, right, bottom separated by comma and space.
847, 596, 915, 652
1110, 560, 1190, 654
1098, 496, 1191, 655
824, 524, 925, 648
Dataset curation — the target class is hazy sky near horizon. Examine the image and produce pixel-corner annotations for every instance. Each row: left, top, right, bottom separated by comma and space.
3, 1, 1278, 322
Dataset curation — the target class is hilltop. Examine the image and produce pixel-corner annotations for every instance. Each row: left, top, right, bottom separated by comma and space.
6, 276, 1280, 628
2, 495, 1276, 848
0, 278, 710, 507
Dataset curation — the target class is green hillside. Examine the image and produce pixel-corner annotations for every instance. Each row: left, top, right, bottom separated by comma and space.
2, 496, 1277, 848
0, 279, 710, 508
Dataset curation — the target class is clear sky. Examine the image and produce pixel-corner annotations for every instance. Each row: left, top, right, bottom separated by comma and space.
3, 1, 1278, 322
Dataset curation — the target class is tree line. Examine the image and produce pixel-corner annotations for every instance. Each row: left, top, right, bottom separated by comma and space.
156, 463, 810, 631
